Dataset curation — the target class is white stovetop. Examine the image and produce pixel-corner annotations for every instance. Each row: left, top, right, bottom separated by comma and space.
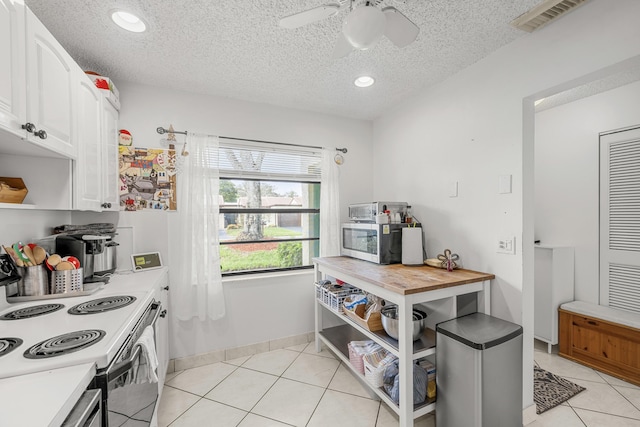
0, 269, 167, 379
0, 268, 168, 426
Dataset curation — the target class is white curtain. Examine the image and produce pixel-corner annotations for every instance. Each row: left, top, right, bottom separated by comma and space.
320, 148, 341, 257
174, 133, 225, 321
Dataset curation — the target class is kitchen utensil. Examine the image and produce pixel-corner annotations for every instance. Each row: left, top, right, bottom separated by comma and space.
32, 246, 47, 265
17, 265, 49, 296
62, 256, 81, 269
13, 243, 30, 265
56, 261, 75, 271
22, 245, 37, 266
45, 253, 62, 271
380, 305, 426, 341
2, 246, 24, 267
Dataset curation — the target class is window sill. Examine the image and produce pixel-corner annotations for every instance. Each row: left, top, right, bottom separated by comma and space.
222, 268, 314, 284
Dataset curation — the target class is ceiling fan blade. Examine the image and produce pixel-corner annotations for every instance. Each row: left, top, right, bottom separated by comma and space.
382, 7, 419, 48
332, 32, 354, 59
279, 4, 340, 29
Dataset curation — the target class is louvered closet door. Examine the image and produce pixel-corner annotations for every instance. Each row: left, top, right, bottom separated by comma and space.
600, 126, 640, 312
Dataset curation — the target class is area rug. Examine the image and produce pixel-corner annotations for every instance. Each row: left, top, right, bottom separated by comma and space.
534, 366, 586, 414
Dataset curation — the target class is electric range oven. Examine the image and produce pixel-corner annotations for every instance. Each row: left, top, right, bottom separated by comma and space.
0, 289, 162, 426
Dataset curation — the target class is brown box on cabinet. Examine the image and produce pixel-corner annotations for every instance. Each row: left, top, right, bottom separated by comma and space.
0, 177, 28, 204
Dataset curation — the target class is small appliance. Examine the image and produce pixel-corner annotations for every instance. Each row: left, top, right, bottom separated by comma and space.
0, 254, 21, 287
56, 234, 118, 283
341, 222, 421, 264
348, 202, 408, 223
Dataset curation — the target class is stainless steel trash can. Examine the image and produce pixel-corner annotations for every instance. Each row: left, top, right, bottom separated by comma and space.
436, 312, 523, 427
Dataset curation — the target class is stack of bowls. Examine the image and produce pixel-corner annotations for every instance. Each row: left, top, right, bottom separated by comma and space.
380, 305, 427, 341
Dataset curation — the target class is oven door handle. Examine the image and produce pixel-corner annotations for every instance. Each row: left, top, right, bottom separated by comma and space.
105, 302, 162, 382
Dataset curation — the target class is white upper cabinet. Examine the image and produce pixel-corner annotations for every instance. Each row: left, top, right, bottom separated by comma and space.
73, 71, 120, 212
0, 0, 26, 139
74, 72, 102, 211
24, 7, 76, 158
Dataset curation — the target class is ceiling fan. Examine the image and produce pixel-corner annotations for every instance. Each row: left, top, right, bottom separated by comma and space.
279, 0, 420, 58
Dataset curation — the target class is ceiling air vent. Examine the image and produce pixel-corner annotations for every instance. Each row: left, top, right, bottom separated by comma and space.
510, 0, 589, 32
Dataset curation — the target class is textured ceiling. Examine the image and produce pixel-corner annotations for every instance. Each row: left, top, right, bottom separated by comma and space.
25, 0, 544, 120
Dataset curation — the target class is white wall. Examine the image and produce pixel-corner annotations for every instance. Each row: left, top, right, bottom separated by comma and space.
74, 82, 374, 359
535, 80, 640, 304
371, 0, 640, 413
0, 209, 71, 244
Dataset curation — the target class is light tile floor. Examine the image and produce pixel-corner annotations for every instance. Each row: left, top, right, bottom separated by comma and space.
158, 340, 640, 426
530, 339, 640, 426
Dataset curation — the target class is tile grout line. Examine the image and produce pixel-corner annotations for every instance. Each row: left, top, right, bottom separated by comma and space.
303, 355, 342, 427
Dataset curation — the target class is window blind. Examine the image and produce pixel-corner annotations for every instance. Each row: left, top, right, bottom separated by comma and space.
213, 139, 322, 182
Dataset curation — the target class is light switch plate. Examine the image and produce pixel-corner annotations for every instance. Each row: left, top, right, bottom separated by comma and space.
499, 174, 512, 194
449, 181, 458, 198
497, 236, 516, 254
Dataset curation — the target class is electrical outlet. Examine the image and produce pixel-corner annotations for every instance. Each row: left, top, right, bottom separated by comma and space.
497, 236, 516, 254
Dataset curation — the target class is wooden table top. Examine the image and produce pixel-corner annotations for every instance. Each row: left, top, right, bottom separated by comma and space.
313, 256, 495, 296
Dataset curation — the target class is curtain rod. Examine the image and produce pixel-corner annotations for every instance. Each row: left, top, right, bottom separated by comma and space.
156, 127, 348, 153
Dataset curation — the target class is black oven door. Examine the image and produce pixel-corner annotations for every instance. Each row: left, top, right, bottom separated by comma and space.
94, 301, 162, 426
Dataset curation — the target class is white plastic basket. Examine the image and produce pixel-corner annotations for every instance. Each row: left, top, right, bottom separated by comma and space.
364, 352, 397, 388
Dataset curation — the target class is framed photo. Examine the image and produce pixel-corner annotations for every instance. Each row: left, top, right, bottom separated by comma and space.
131, 252, 163, 272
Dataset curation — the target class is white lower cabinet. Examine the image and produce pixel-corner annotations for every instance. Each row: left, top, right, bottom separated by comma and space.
534, 245, 575, 352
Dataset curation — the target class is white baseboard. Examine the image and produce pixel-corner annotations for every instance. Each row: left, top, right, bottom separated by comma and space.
169, 331, 313, 372
523, 403, 537, 425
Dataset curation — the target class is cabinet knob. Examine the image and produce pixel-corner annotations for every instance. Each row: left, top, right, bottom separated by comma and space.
21, 123, 36, 133
34, 129, 47, 139
101, 202, 112, 209
163, 286, 169, 291
160, 310, 167, 318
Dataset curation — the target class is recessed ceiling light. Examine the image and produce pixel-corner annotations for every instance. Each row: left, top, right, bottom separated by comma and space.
354, 76, 375, 88
111, 10, 147, 33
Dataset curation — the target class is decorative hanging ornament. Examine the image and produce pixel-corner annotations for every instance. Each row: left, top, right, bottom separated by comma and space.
119, 129, 132, 146
334, 153, 344, 165
436, 249, 460, 272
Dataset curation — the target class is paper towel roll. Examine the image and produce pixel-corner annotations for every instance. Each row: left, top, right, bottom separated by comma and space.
402, 227, 423, 265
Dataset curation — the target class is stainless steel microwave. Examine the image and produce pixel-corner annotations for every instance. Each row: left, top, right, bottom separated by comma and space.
341, 222, 421, 264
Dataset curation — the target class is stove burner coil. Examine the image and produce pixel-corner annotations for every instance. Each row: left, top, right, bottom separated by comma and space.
68, 296, 136, 315
23, 330, 105, 359
0, 304, 65, 320
0, 338, 23, 358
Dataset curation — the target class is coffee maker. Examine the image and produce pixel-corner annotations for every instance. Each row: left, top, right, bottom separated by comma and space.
56, 234, 118, 283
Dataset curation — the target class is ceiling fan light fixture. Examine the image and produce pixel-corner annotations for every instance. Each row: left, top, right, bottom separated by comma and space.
354, 76, 375, 88
343, 5, 386, 50
111, 10, 147, 33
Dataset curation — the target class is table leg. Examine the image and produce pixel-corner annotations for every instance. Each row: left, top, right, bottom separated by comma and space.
398, 302, 413, 427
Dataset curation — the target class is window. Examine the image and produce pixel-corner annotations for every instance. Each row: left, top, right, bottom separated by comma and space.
217, 140, 322, 275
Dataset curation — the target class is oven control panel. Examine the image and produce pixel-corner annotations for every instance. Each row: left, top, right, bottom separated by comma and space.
0, 254, 21, 287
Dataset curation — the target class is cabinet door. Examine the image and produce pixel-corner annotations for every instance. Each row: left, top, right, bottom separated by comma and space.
102, 101, 119, 211
25, 8, 76, 158
74, 74, 102, 211
0, 0, 26, 138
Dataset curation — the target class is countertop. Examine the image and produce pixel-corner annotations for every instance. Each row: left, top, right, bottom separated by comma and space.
0, 363, 96, 427
313, 256, 495, 295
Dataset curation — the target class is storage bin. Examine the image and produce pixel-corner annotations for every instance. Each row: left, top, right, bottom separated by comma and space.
348, 340, 383, 374
364, 352, 396, 388
315, 281, 360, 313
